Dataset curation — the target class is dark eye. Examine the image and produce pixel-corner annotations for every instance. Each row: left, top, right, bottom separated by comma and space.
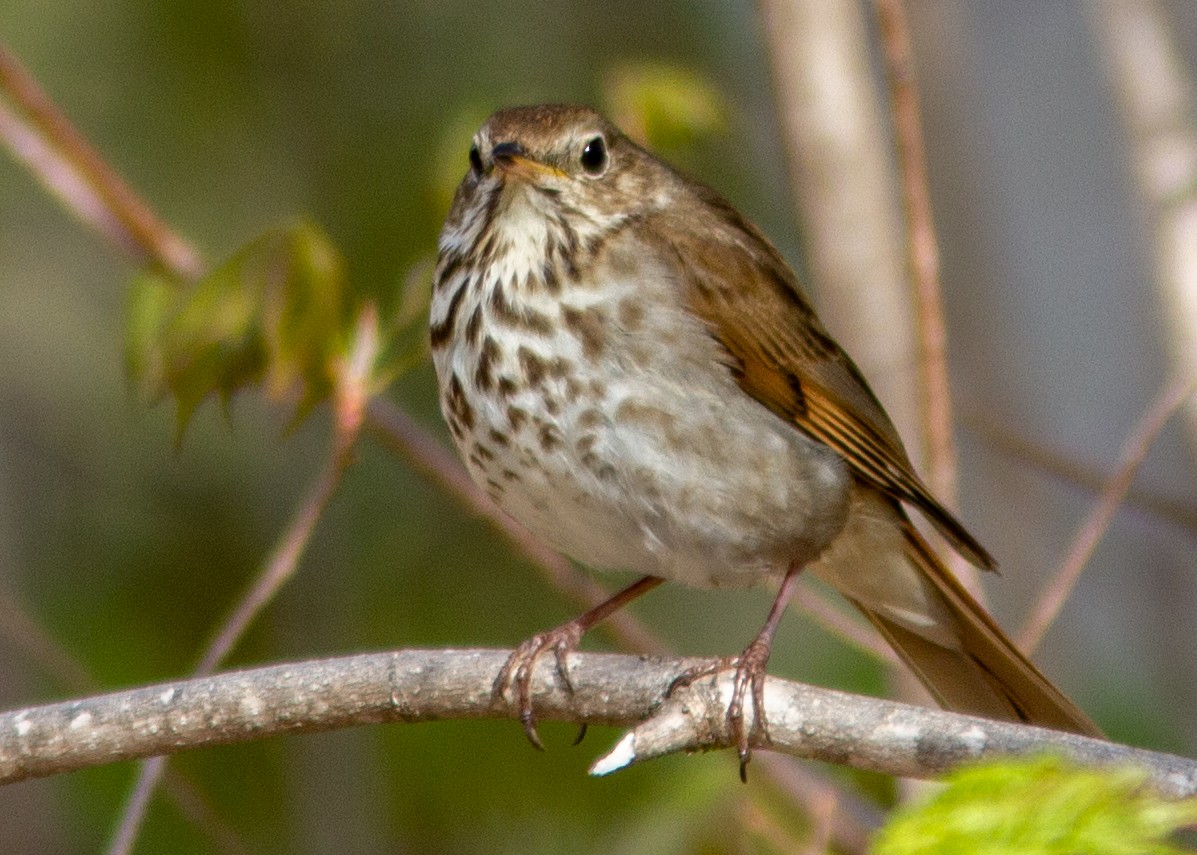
468, 143, 482, 174
580, 136, 608, 175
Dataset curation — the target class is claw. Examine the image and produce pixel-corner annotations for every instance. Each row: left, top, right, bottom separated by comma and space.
554, 640, 577, 694
493, 622, 588, 750
520, 706, 546, 751
494, 630, 571, 750
727, 563, 805, 778
492, 576, 664, 751
728, 638, 773, 781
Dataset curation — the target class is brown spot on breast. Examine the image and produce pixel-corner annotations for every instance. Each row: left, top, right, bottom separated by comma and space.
561, 306, 608, 360
463, 304, 483, 345
542, 258, 560, 294
617, 297, 645, 331
507, 406, 528, 431
615, 399, 673, 435
538, 422, 563, 452
518, 346, 548, 386
497, 377, 518, 398
429, 276, 470, 349
488, 428, 510, 447
490, 282, 554, 335
446, 373, 475, 431
433, 253, 463, 292
576, 408, 605, 429
474, 337, 500, 392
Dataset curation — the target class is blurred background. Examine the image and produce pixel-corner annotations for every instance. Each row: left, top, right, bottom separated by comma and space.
1, 1, 1196, 852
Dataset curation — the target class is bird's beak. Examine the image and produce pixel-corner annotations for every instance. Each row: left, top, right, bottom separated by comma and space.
492, 141, 566, 181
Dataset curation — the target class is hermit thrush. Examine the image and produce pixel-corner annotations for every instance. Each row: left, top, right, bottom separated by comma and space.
430, 104, 1100, 768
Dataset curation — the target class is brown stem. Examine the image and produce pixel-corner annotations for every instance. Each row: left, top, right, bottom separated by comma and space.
0, 43, 202, 277
872, 0, 958, 507
1020, 375, 1197, 652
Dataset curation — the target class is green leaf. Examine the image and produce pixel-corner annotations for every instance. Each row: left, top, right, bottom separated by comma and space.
125, 220, 351, 437
874, 755, 1197, 855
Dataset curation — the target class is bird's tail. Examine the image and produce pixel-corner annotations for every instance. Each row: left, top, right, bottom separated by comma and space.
810, 487, 1101, 737
854, 523, 1102, 737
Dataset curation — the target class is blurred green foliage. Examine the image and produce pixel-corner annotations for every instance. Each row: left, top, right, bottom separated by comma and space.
126, 222, 350, 432
875, 756, 1197, 855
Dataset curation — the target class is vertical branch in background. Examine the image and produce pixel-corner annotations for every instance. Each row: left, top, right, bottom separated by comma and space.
757, 0, 979, 596
756, 0, 923, 449
1094, 3, 1197, 449
758, 0, 984, 741
872, 0, 959, 509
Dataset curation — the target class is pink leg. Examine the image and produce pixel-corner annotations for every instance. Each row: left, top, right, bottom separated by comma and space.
495, 575, 664, 749
728, 562, 804, 780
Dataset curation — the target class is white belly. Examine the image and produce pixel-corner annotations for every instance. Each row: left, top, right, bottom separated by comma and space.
432, 260, 852, 589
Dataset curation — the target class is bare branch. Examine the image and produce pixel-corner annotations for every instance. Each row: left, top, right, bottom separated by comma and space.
872, 0, 959, 508
757, 0, 921, 447
2, 649, 1193, 798
1020, 374, 1197, 651
963, 414, 1197, 536
0, 43, 202, 276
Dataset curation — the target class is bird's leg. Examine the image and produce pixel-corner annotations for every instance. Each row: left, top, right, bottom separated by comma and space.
728, 562, 804, 781
494, 575, 664, 749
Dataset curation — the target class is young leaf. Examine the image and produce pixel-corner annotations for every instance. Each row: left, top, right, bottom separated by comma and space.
874, 755, 1197, 855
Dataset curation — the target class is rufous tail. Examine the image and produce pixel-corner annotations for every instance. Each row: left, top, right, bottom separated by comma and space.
853, 525, 1102, 737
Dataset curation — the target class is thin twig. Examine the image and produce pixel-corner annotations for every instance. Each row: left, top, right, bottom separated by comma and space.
2, 649, 1193, 796
0, 43, 201, 276
1020, 375, 1197, 652
794, 583, 896, 663
964, 414, 1197, 537
737, 798, 810, 854
107, 310, 377, 855
0, 591, 99, 693
872, 0, 958, 508
751, 754, 881, 852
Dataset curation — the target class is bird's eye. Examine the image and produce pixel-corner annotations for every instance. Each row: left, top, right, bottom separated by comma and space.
468, 143, 483, 174
580, 136, 608, 176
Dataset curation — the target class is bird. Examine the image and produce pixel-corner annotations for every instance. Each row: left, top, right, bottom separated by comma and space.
429, 103, 1101, 771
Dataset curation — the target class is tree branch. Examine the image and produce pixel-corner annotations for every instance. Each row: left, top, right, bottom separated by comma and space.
2, 649, 1192, 797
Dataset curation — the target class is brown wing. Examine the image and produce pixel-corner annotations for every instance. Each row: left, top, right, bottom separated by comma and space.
650, 194, 995, 571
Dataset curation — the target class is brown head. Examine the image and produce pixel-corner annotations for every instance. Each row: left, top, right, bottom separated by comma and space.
440, 105, 681, 250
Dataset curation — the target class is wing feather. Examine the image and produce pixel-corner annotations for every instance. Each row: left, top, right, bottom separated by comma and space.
648, 196, 995, 570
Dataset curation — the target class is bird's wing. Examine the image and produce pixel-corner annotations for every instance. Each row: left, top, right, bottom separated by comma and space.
652, 200, 994, 570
